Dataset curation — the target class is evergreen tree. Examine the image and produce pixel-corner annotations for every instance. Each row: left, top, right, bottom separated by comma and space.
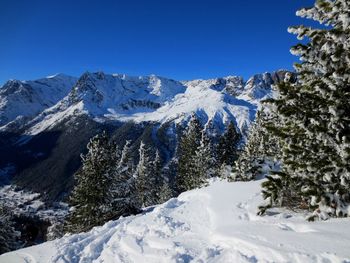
232, 110, 281, 181
217, 122, 241, 167
150, 150, 173, 204
259, 0, 350, 219
195, 130, 218, 179
162, 157, 178, 192
65, 132, 117, 233
110, 140, 140, 217
176, 114, 204, 192
157, 181, 173, 204
0, 205, 20, 254
134, 144, 172, 206
134, 141, 154, 207
152, 150, 173, 204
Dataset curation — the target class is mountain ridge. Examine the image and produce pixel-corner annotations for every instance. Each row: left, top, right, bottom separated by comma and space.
0, 70, 289, 136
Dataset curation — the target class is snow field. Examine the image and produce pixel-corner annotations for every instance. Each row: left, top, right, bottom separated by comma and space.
2, 179, 350, 263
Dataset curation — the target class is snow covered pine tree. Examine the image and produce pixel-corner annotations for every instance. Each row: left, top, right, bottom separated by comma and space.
232, 109, 280, 181
195, 129, 218, 179
134, 141, 156, 208
65, 132, 118, 233
109, 140, 140, 219
135, 145, 172, 207
217, 121, 241, 177
259, 0, 350, 219
176, 114, 205, 193
152, 150, 173, 204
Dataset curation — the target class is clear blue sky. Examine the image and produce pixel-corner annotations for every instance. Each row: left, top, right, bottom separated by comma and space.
0, 0, 315, 85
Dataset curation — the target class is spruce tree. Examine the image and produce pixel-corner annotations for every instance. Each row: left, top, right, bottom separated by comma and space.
176, 114, 203, 192
259, 0, 350, 219
134, 141, 154, 207
152, 150, 173, 204
110, 140, 140, 217
232, 110, 281, 181
65, 132, 117, 233
195, 130, 218, 179
157, 181, 173, 204
217, 122, 241, 167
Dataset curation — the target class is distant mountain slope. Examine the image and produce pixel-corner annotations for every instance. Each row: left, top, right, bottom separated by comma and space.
2, 179, 349, 263
0, 74, 77, 131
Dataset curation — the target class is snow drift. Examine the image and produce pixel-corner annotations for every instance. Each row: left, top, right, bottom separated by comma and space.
2, 180, 349, 263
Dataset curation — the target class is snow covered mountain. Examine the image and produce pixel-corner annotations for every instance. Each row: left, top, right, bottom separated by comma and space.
0, 74, 77, 131
2, 179, 349, 263
0, 70, 289, 201
1, 71, 287, 136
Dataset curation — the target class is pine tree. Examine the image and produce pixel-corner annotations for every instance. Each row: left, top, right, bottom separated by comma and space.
65, 132, 117, 233
176, 114, 204, 192
0, 205, 20, 254
134, 141, 155, 207
259, 0, 350, 219
195, 130, 218, 179
110, 140, 140, 217
232, 110, 281, 181
162, 157, 178, 192
158, 182, 173, 203
217, 122, 241, 167
152, 150, 175, 204
152, 150, 173, 204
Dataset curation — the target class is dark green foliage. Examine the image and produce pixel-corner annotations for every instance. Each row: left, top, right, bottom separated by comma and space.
152, 151, 173, 204
157, 182, 173, 204
259, 0, 350, 219
217, 122, 241, 167
258, 172, 303, 215
134, 143, 173, 207
65, 132, 121, 233
195, 130, 219, 179
176, 115, 205, 193
232, 110, 281, 181
134, 141, 156, 207
109, 140, 140, 219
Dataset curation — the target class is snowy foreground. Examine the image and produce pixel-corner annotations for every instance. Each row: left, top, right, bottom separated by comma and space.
2, 180, 350, 263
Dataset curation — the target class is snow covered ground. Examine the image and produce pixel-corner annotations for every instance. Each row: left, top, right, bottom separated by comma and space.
0, 185, 68, 243
2, 179, 350, 263
0, 185, 68, 220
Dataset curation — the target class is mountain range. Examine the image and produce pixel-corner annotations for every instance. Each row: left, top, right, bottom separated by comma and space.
0, 70, 289, 202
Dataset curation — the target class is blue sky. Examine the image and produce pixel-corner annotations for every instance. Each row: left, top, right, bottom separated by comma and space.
0, 0, 315, 84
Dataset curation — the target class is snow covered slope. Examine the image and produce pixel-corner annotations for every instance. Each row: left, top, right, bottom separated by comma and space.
18, 71, 286, 136
0, 74, 77, 131
2, 179, 349, 263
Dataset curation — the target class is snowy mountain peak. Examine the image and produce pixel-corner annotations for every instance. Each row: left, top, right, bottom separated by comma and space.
0, 75, 77, 130
0, 80, 31, 97
66, 72, 186, 111
0, 70, 291, 135
242, 70, 291, 100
